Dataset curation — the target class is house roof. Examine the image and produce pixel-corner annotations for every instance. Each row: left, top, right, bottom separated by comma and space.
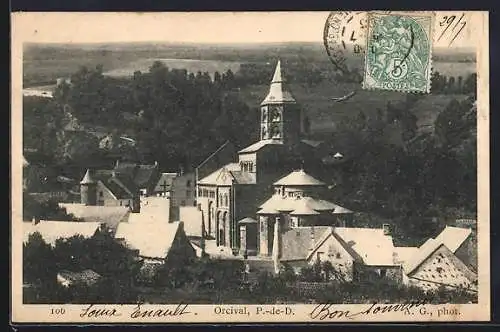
393, 246, 419, 265
434, 226, 472, 252
334, 227, 395, 266
238, 139, 283, 154
23, 220, 101, 246
281, 226, 331, 261
60, 203, 130, 233
128, 197, 170, 223
261, 60, 296, 105
179, 206, 204, 237
273, 169, 325, 186
57, 269, 102, 287
403, 238, 442, 274
115, 221, 185, 259
92, 171, 138, 199
403, 226, 473, 275
114, 162, 160, 189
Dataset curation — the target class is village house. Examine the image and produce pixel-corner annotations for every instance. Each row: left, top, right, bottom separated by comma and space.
59, 203, 130, 236
23, 219, 103, 246
168, 171, 196, 221
79, 168, 141, 213
269, 225, 401, 281
114, 221, 196, 283
113, 160, 161, 196
396, 226, 477, 292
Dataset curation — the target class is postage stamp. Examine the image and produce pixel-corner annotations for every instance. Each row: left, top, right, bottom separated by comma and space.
11, 11, 489, 324
363, 12, 433, 93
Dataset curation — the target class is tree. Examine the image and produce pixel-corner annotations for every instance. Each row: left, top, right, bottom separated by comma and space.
23, 232, 57, 285
23, 193, 78, 221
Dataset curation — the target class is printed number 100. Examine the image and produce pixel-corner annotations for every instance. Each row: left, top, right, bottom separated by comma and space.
50, 308, 66, 315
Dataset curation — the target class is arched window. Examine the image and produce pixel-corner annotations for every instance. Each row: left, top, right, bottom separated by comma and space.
262, 109, 267, 122
261, 126, 267, 139
271, 125, 281, 138
271, 107, 281, 121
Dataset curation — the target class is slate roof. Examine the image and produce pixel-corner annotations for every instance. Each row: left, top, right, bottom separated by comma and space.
90, 170, 139, 199
114, 221, 185, 259
59, 203, 130, 234
273, 169, 325, 186
114, 162, 160, 190
23, 220, 101, 246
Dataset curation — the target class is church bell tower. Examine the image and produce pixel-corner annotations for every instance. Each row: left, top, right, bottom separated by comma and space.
260, 60, 301, 145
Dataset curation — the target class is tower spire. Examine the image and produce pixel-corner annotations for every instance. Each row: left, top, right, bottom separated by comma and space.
261, 59, 296, 105
271, 59, 283, 83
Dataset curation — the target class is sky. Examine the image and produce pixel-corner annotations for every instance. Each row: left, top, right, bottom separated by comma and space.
12, 11, 481, 48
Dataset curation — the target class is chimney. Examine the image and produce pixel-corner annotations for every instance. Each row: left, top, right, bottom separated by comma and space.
32, 216, 40, 225
179, 165, 184, 176
382, 224, 391, 236
154, 161, 158, 167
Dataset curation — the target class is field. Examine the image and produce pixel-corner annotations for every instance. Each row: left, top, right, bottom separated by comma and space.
23, 42, 476, 87
104, 58, 242, 79
22, 42, 475, 135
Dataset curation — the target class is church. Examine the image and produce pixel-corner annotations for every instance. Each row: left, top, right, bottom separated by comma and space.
196, 60, 351, 255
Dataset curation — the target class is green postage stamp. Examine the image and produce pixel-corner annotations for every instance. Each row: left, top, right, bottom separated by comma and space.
363, 12, 433, 93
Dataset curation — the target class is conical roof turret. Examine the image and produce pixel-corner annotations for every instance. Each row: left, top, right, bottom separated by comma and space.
261, 59, 296, 105
80, 169, 96, 185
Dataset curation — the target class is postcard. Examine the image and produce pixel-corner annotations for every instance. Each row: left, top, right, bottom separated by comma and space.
11, 11, 490, 323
